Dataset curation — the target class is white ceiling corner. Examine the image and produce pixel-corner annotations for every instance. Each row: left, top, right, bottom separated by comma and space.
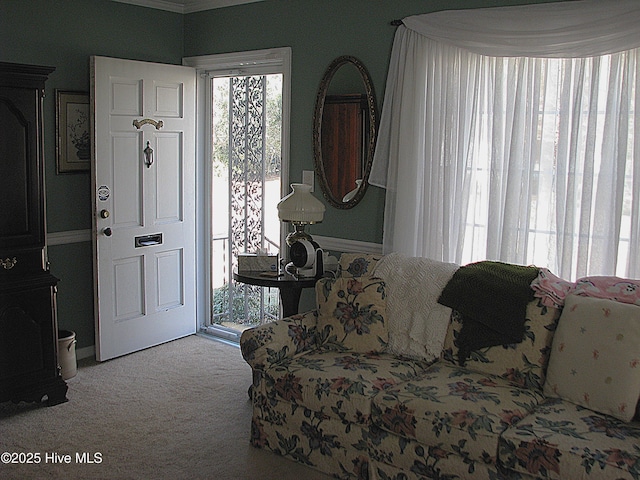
110, 0, 264, 14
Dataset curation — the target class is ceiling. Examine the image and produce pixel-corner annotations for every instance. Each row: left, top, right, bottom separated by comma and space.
111, 0, 264, 14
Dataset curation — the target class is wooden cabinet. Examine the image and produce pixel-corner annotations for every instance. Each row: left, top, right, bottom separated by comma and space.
0, 62, 67, 406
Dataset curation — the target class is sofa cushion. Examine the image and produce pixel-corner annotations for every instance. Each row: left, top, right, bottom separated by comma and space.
338, 253, 382, 278
543, 294, 640, 422
442, 299, 561, 391
316, 276, 388, 353
499, 397, 640, 480
368, 425, 511, 480
371, 363, 546, 464
259, 350, 432, 425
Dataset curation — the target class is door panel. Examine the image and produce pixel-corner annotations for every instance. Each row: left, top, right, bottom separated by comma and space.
92, 56, 196, 361
113, 256, 144, 320
111, 79, 142, 115
112, 133, 142, 227
154, 82, 183, 117
156, 249, 183, 309
156, 133, 183, 222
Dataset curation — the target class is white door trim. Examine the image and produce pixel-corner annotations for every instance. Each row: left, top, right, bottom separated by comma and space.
183, 47, 292, 331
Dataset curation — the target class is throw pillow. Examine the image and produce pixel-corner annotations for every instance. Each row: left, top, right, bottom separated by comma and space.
543, 294, 640, 422
315, 276, 388, 353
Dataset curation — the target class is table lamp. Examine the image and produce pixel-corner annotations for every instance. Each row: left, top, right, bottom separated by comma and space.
277, 183, 325, 246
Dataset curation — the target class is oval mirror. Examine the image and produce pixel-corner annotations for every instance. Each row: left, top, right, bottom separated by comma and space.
313, 56, 377, 209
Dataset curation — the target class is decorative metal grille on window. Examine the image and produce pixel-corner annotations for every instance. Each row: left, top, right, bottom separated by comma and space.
209, 74, 281, 332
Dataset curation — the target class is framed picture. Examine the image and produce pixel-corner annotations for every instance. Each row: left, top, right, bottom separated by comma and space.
56, 90, 90, 173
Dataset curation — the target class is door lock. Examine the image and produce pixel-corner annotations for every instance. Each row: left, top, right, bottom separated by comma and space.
103, 227, 112, 237
100, 209, 110, 219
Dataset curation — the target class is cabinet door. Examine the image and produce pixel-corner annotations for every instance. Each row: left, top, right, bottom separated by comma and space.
0, 284, 56, 386
0, 86, 43, 252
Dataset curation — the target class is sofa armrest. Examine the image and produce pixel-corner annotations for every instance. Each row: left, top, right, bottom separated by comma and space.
240, 310, 319, 371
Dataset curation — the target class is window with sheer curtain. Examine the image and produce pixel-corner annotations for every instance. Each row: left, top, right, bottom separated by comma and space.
370, 0, 640, 280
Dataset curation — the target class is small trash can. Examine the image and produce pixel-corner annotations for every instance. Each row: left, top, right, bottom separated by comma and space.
58, 330, 77, 380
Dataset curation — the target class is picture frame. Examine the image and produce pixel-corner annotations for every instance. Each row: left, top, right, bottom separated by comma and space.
56, 90, 90, 173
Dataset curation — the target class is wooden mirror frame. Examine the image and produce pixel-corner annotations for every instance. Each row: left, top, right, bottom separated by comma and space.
313, 56, 377, 209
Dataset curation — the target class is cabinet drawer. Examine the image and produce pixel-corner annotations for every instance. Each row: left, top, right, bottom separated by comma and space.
0, 249, 45, 276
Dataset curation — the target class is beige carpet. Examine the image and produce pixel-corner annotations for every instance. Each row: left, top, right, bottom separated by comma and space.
0, 335, 330, 480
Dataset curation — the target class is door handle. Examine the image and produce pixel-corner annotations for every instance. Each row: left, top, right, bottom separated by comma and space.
103, 227, 112, 237
1, 257, 17, 270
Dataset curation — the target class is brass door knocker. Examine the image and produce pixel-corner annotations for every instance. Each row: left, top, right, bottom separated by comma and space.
143, 141, 153, 168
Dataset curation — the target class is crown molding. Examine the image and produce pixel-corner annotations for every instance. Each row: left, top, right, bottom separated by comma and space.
110, 0, 264, 14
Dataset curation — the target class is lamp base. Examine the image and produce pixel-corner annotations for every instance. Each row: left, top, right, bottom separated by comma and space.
284, 261, 316, 278
285, 223, 313, 246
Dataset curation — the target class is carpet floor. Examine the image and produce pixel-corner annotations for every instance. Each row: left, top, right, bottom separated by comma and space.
0, 334, 330, 480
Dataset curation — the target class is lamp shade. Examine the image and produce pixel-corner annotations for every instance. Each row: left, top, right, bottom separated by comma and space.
277, 183, 325, 224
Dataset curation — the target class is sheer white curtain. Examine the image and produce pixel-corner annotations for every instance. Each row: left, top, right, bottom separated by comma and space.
370, 0, 640, 280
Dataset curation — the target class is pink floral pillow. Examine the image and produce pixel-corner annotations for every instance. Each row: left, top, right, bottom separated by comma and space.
573, 276, 640, 306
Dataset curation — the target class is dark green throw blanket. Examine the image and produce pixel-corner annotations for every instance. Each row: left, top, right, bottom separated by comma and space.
437, 261, 538, 365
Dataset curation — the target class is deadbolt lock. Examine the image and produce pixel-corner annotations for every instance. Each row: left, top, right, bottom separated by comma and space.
100, 209, 110, 219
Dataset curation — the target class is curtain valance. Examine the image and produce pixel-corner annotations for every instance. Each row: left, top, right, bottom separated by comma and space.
371, 0, 640, 189
402, 0, 640, 58
369, 0, 640, 278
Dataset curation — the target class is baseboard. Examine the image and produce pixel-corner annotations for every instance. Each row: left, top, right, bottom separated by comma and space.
75, 344, 95, 361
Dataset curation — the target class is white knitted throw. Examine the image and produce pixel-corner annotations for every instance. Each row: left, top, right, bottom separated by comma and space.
373, 253, 459, 361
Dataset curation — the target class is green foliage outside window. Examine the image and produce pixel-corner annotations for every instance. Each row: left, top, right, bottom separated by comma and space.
211, 283, 279, 326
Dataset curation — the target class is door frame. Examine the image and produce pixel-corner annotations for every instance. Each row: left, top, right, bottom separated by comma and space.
183, 47, 292, 331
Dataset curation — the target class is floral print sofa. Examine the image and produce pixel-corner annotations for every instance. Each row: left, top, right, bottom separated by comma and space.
240, 253, 640, 479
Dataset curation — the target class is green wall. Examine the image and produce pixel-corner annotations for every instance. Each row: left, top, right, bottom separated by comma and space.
0, 0, 183, 349
1, 0, 561, 351
184, 0, 561, 244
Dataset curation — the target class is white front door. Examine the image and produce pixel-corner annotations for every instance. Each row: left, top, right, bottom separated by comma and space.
91, 56, 196, 361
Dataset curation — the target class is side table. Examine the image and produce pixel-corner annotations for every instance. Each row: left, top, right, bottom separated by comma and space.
232, 271, 318, 318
